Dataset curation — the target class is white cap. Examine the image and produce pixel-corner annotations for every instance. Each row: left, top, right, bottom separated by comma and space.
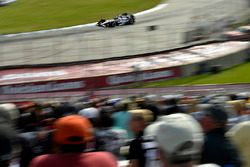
145, 113, 204, 163
78, 107, 99, 119
226, 121, 250, 167
0, 103, 20, 123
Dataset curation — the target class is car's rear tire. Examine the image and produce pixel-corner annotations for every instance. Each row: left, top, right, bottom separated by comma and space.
129, 15, 135, 25
129, 18, 135, 25
97, 19, 106, 27
97, 19, 105, 24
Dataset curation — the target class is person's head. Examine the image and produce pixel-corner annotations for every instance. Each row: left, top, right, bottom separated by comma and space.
99, 110, 113, 128
145, 113, 204, 167
167, 98, 178, 106
199, 104, 228, 133
129, 109, 154, 125
78, 107, 100, 127
20, 109, 39, 132
54, 103, 77, 119
115, 101, 129, 112
53, 115, 93, 153
135, 98, 145, 108
0, 103, 20, 127
130, 114, 146, 135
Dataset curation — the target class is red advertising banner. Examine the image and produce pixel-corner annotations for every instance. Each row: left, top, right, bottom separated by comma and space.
0, 67, 181, 95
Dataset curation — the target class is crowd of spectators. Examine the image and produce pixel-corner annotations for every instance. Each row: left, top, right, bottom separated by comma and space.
0, 92, 250, 167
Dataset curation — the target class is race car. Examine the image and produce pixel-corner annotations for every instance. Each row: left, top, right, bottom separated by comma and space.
0, 0, 16, 7
97, 13, 135, 28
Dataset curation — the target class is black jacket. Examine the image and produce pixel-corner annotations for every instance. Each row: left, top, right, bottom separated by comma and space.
128, 131, 146, 167
201, 128, 242, 167
19, 131, 52, 167
0, 134, 12, 167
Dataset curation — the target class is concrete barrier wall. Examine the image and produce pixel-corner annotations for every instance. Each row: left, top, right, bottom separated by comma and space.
0, 42, 249, 101
181, 46, 249, 77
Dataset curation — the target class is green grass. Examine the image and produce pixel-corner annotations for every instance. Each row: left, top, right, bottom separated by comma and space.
142, 62, 250, 88
0, 0, 161, 34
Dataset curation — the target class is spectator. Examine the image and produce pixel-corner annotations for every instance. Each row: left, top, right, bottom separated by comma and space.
227, 100, 246, 116
112, 101, 133, 138
54, 102, 76, 119
145, 113, 210, 167
29, 115, 117, 167
227, 121, 250, 167
136, 98, 160, 121
19, 110, 39, 132
19, 109, 55, 167
169, 97, 185, 114
95, 110, 127, 158
199, 105, 242, 167
0, 103, 19, 167
160, 96, 184, 115
78, 102, 100, 127
128, 114, 147, 167
129, 109, 153, 125
19, 131, 53, 167
0, 103, 20, 128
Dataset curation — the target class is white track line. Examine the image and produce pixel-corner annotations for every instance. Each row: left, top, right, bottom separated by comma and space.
135, 3, 168, 16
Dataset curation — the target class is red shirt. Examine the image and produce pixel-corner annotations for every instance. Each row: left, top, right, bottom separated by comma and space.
29, 152, 118, 167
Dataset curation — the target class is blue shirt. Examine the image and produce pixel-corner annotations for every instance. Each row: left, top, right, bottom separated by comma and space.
112, 111, 133, 138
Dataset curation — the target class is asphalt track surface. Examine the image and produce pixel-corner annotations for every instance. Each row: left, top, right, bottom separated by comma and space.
0, 0, 249, 66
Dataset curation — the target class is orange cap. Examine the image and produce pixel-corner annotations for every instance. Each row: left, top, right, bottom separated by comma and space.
53, 115, 93, 145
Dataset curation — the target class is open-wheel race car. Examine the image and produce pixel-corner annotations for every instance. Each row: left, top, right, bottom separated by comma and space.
97, 13, 135, 28
0, 0, 16, 7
